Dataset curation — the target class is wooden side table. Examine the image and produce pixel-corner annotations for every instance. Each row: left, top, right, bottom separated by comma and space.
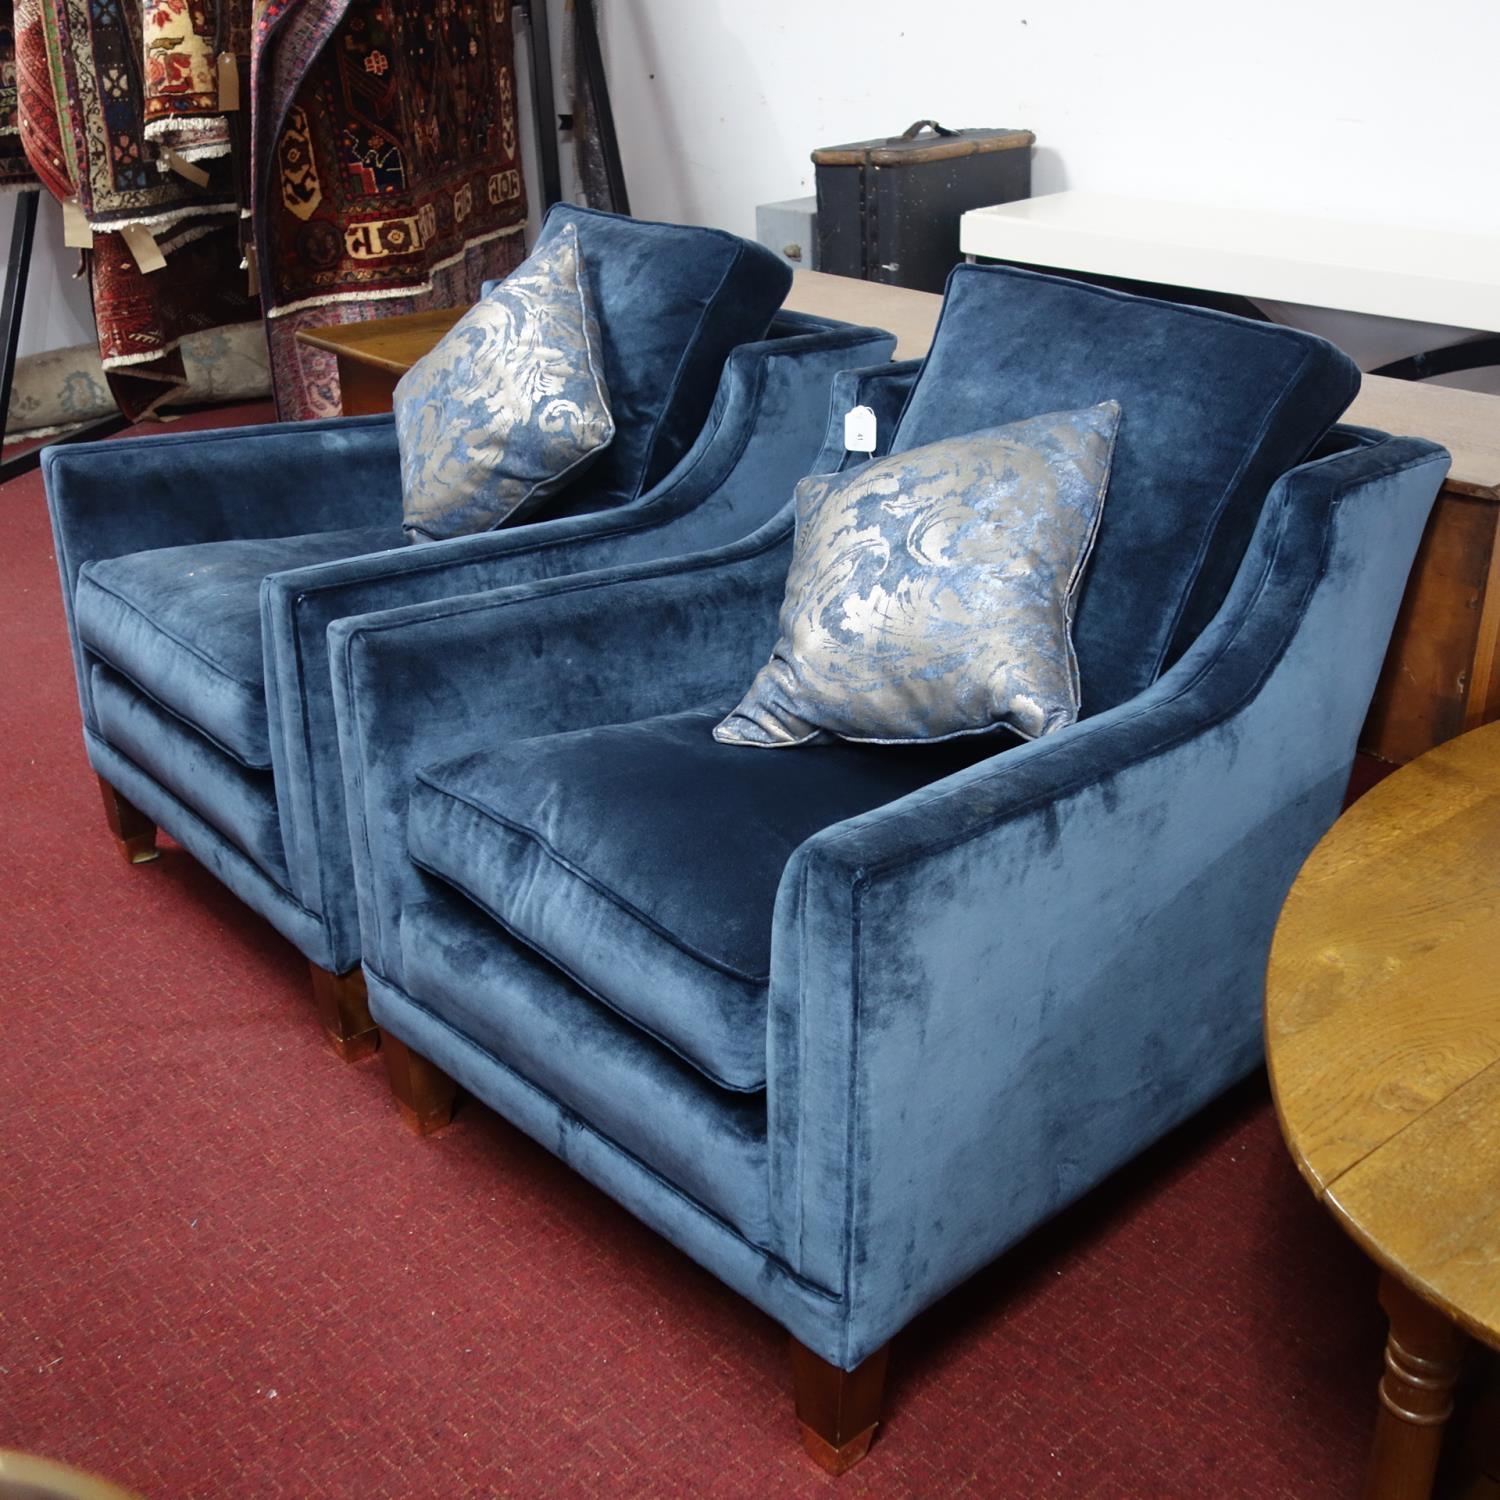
295, 309, 465, 416
1347, 379, 1500, 766
1267, 721, 1500, 1500
296, 269, 1500, 778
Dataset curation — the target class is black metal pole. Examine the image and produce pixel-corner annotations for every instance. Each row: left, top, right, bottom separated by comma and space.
518, 0, 562, 211
0, 189, 39, 448
575, 0, 629, 215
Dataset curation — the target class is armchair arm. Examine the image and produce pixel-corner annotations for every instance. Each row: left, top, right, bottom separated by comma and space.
807, 358, 923, 475
43, 414, 401, 770
260, 316, 891, 931
330, 523, 794, 983
44, 413, 400, 586
765, 434, 1448, 1366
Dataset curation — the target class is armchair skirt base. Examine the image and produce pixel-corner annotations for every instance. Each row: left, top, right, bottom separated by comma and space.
97, 775, 158, 865
363, 967, 856, 1363
86, 734, 351, 1029
367, 964, 898, 1470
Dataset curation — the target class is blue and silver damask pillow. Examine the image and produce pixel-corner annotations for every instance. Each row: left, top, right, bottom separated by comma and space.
395, 223, 615, 542
715, 402, 1121, 747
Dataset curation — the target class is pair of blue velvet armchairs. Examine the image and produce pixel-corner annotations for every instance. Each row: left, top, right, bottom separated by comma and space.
46, 204, 1449, 1473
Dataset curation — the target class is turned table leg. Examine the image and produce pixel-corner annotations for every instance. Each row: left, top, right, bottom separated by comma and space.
1363, 1272, 1469, 1500
382, 1035, 458, 1136
308, 963, 379, 1061
789, 1338, 890, 1475
97, 776, 158, 864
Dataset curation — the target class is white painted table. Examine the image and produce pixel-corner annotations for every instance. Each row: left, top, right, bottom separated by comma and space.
959, 191, 1500, 335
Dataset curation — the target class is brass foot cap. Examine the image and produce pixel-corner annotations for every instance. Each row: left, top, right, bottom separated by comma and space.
798, 1421, 877, 1475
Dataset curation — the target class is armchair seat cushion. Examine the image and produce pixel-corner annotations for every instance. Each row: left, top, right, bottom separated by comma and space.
76, 523, 405, 769
406, 706, 1004, 1091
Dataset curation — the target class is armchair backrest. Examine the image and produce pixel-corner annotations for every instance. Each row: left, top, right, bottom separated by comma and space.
891, 264, 1360, 712
510, 205, 791, 507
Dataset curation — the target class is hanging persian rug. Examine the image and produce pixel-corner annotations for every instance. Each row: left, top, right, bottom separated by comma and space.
14, 0, 260, 418
14, 0, 71, 201
49, 0, 239, 231
251, 0, 528, 419
0, 0, 40, 188
142, 0, 247, 164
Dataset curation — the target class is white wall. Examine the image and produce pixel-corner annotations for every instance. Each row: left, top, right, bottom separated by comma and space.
567, 0, 1500, 386
592, 0, 1500, 238
12, 3, 1500, 366
3, 193, 97, 358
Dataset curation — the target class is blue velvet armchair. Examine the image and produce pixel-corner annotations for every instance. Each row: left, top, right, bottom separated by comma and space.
328, 265, 1448, 1470
44, 203, 894, 1055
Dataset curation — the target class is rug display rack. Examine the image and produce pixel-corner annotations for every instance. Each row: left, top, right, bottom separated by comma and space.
0, 0, 639, 443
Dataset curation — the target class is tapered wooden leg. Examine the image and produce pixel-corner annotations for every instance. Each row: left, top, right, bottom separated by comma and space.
308, 963, 379, 1061
97, 776, 158, 864
382, 1034, 458, 1136
1363, 1272, 1469, 1500
789, 1338, 890, 1475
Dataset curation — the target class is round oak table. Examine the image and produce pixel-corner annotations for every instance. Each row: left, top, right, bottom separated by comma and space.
1267, 722, 1500, 1500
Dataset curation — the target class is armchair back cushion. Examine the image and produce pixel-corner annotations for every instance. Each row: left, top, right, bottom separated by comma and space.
530, 205, 792, 506
892, 264, 1360, 710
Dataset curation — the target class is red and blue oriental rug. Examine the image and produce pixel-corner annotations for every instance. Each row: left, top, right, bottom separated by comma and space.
252, 0, 528, 418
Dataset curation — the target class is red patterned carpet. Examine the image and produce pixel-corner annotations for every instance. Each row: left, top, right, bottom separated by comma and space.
4, 407, 1388, 1497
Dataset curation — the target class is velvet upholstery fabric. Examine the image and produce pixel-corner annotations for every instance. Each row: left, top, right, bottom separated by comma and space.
399, 890, 771, 1241
894, 265, 1360, 709
326, 361, 978, 997
407, 707, 1008, 1091
529, 205, 792, 505
46, 412, 404, 743
86, 730, 337, 969
76, 524, 404, 769
45, 313, 896, 977
333, 427, 1447, 1372
90, 664, 289, 887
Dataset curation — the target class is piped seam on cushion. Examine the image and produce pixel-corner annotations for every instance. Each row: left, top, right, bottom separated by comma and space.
330, 519, 797, 971
83, 728, 318, 921
406, 850, 770, 1094
411, 772, 773, 984
1064, 402, 1123, 711
90, 665, 291, 887
370, 967, 843, 1296
78, 568, 267, 691
1145, 340, 1320, 686
81, 644, 274, 772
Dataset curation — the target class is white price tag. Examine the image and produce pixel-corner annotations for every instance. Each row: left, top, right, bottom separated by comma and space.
843, 404, 877, 455
62, 198, 92, 249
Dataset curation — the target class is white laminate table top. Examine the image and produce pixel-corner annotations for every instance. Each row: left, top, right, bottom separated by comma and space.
959, 191, 1500, 335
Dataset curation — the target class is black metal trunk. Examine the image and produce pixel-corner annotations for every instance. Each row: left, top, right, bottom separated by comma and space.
813, 121, 1033, 293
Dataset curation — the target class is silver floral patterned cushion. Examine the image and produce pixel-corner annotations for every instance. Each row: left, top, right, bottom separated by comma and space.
394, 223, 615, 542
715, 402, 1121, 747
